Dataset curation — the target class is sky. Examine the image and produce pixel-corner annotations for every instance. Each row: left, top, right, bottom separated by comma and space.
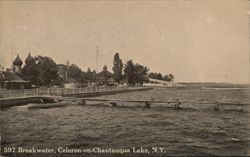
0, 0, 249, 84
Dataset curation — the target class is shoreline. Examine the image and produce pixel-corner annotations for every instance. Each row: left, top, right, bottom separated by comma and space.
0, 87, 152, 108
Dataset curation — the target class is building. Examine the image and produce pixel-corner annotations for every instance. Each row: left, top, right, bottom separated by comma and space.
0, 54, 33, 89
13, 54, 23, 74
96, 65, 115, 85
0, 69, 31, 89
56, 64, 81, 88
144, 78, 185, 88
25, 52, 35, 64
57, 64, 69, 81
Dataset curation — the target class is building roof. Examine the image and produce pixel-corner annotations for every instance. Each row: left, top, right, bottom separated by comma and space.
57, 64, 68, 74
148, 78, 170, 84
25, 52, 35, 64
95, 69, 115, 83
0, 71, 30, 83
96, 70, 113, 78
13, 54, 23, 66
1, 71, 22, 80
147, 78, 184, 87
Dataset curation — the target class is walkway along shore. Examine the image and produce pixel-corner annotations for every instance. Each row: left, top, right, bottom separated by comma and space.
0, 86, 153, 108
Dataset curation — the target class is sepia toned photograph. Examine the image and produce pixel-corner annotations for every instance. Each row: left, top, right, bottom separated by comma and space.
0, 0, 249, 156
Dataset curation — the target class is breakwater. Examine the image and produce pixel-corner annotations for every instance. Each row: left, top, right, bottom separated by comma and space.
0, 87, 152, 108
64, 87, 152, 97
0, 96, 55, 108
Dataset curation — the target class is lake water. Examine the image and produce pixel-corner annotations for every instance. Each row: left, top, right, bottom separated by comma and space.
1, 88, 250, 156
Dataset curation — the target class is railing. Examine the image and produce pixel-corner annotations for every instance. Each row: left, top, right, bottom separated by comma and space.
0, 86, 139, 99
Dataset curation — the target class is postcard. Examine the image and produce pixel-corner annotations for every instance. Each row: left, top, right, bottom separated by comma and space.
0, 0, 249, 156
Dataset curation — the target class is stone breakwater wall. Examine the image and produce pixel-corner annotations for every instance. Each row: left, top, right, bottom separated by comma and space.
0, 97, 54, 108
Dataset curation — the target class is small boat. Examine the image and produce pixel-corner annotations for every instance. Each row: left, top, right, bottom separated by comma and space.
231, 138, 241, 142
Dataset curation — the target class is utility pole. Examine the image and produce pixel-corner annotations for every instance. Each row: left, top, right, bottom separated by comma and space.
11, 44, 14, 72
96, 46, 99, 73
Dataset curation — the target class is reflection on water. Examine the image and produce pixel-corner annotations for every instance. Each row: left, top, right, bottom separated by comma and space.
0, 88, 250, 156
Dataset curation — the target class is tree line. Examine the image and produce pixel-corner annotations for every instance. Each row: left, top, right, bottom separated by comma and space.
21, 55, 98, 87
148, 72, 174, 82
20, 52, 152, 87
111, 53, 174, 85
1, 53, 174, 87
113, 53, 149, 86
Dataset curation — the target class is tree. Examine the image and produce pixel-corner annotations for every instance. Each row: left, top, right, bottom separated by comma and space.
102, 65, 109, 83
86, 68, 93, 83
124, 60, 135, 86
68, 64, 82, 82
22, 56, 58, 86
148, 72, 163, 80
163, 74, 174, 82
156, 73, 163, 80
92, 70, 96, 82
0, 65, 5, 88
168, 73, 174, 82
148, 72, 157, 79
22, 56, 39, 85
163, 75, 171, 82
134, 64, 149, 85
67, 64, 89, 87
35, 56, 58, 86
124, 60, 149, 86
112, 53, 123, 84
